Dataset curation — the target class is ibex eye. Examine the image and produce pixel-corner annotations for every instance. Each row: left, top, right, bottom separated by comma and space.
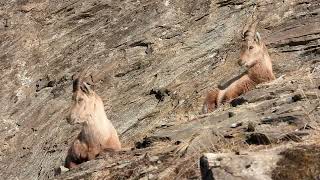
249, 46, 254, 50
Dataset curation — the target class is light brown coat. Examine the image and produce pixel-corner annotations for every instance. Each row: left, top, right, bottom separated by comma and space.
203, 22, 275, 113
65, 78, 121, 168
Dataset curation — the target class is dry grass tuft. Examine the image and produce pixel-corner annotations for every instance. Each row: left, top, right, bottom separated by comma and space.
272, 145, 320, 180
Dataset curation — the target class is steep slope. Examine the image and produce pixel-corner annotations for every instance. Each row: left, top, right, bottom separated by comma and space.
0, 0, 319, 179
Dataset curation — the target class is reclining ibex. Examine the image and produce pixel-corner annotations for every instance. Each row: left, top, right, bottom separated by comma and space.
65, 76, 121, 168
202, 21, 275, 113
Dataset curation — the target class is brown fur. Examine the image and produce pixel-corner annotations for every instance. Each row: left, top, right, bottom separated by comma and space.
65, 77, 121, 168
203, 22, 275, 113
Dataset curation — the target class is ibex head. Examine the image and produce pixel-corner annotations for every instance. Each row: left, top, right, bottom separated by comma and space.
67, 75, 96, 125
238, 21, 265, 68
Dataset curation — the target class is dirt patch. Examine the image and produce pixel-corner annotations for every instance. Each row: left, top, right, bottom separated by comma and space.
272, 145, 320, 180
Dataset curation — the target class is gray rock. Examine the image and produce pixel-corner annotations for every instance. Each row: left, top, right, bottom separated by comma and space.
200, 150, 281, 180
149, 156, 159, 162
201, 145, 320, 180
230, 122, 242, 128
55, 166, 69, 175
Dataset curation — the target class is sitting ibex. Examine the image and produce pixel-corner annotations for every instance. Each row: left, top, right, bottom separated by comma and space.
203, 21, 275, 113
65, 77, 121, 168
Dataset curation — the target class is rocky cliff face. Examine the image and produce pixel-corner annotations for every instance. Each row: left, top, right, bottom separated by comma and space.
0, 0, 319, 179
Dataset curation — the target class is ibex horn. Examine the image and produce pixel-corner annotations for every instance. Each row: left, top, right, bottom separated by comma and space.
243, 21, 258, 41
72, 72, 83, 92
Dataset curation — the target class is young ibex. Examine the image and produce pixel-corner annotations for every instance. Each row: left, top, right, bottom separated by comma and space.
202, 22, 275, 113
65, 77, 121, 168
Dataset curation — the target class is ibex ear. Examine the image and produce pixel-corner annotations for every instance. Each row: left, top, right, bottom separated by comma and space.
80, 82, 92, 95
255, 32, 261, 44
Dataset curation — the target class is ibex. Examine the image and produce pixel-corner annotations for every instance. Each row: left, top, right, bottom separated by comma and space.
202, 21, 275, 113
65, 76, 121, 168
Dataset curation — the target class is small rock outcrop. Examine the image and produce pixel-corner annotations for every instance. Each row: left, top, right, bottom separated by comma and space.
200, 145, 320, 180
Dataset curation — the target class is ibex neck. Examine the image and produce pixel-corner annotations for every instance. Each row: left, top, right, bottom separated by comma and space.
82, 108, 110, 143
248, 58, 274, 83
